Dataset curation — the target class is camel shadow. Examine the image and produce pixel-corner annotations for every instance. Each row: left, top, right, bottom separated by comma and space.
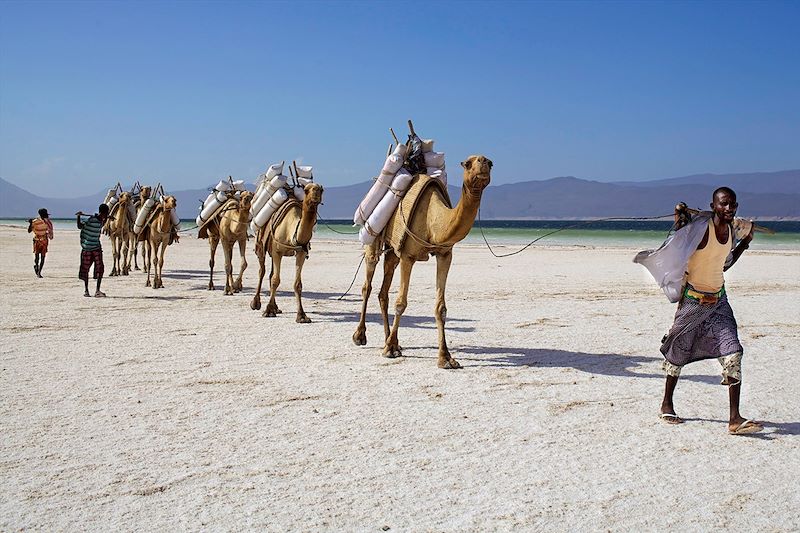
312, 310, 476, 332
122, 295, 194, 301
455, 345, 719, 384
164, 269, 209, 281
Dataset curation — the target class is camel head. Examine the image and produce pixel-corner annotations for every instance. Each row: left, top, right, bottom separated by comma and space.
460, 155, 492, 198
303, 183, 324, 209
238, 191, 254, 212
162, 195, 177, 210
140, 186, 152, 201
118, 191, 131, 206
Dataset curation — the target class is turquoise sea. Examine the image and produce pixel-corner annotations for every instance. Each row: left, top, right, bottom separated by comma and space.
3, 218, 798, 250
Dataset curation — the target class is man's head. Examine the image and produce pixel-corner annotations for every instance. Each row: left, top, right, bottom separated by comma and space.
98, 203, 110, 221
711, 187, 737, 223
38, 208, 49, 219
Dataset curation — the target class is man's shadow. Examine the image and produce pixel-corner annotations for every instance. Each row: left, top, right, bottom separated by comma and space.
455, 345, 719, 384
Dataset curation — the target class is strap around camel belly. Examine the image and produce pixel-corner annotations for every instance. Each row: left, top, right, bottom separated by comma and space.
385, 173, 451, 255
265, 198, 306, 256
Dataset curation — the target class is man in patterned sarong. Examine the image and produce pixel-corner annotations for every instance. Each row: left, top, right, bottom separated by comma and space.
634, 187, 761, 435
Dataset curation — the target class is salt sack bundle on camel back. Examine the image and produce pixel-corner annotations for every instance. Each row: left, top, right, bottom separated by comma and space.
195, 176, 252, 295
351, 120, 493, 369
132, 183, 180, 289
102, 182, 138, 276
249, 161, 324, 323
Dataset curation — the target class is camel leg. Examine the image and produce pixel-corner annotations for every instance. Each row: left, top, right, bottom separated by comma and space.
222, 239, 234, 295
122, 236, 130, 275
110, 236, 119, 276
145, 240, 152, 287
250, 240, 266, 310
234, 237, 247, 293
434, 251, 460, 369
352, 245, 381, 346
263, 254, 282, 317
208, 234, 219, 290
379, 252, 400, 343
294, 253, 310, 323
156, 241, 166, 289
133, 241, 140, 270
383, 255, 414, 358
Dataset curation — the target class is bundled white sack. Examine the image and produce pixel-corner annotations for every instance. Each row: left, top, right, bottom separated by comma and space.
103, 188, 119, 207
252, 188, 289, 229
359, 169, 413, 245
251, 174, 288, 217
232, 179, 246, 191
134, 196, 157, 234
296, 165, 313, 179
424, 151, 445, 168
353, 144, 408, 225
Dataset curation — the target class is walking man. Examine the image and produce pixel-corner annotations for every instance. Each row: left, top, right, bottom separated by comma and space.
635, 187, 761, 435
27, 208, 54, 277
77, 204, 110, 297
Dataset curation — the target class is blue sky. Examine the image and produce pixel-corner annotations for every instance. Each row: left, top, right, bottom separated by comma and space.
1, 0, 798, 197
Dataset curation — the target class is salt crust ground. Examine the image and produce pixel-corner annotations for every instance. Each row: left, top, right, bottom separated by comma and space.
1, 225, 798, 531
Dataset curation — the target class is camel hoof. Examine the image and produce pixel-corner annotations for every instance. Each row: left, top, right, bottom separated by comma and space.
250, 299, 261, 311
352, 332, 367, 346
296, 315, 311, 324
262, 310, 277, 318
134, 266, 140, 271
382, 345, 402, 358
208, 284, 214, 291
145, 281, 150, 287
438, 358, 462, 369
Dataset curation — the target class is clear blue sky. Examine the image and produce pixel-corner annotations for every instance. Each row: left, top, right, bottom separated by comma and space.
1, 0, 798, 197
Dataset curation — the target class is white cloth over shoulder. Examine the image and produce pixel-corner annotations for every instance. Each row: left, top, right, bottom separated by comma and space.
633, 212, 738, 302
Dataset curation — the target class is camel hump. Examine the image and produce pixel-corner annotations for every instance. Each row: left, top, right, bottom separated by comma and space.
385, 174, 451, 254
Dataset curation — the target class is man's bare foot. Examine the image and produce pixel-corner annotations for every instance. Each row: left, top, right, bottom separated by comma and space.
95, 291, 106, 298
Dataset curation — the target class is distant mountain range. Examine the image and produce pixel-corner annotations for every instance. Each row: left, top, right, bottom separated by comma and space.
2, 170, 798, 220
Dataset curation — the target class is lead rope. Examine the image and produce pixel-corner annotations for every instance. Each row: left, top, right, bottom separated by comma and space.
476, 209, 677, 258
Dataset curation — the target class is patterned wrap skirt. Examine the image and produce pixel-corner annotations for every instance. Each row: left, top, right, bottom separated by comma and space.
660, 287, 743, 367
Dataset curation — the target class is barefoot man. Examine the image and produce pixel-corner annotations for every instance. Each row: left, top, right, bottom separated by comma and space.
635, 187, 761, 435
76, 204, 110, 297
27, 208, 54, 277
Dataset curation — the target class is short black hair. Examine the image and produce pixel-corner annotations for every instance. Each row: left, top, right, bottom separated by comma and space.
712, 186, 736, 200
98, 203, 110, 214
38, 208, 48, 218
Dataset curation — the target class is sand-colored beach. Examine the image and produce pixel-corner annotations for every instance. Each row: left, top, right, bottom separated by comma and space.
1, 224, 798, 531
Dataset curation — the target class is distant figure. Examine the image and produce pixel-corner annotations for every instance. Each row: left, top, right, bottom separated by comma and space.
76, 204, 110, 297
634, 187, 759, 435
27, 208, 54, 278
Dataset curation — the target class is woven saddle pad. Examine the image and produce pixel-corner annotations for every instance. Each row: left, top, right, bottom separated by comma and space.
262, 197, 302, 256
385, 174, 451, 256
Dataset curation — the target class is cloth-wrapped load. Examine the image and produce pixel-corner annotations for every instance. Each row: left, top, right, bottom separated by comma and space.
353, 144, 408, 225
359, 169, 413, 245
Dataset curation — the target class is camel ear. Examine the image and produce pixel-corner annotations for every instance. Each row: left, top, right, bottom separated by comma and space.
461, 159, 472, 170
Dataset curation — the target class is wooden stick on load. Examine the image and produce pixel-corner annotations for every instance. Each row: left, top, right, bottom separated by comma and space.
386, 143, 393, 157
390, 128, 400, 146
293, 160, 300, 180
407, 119, 416, 137
681, 205, 776, 234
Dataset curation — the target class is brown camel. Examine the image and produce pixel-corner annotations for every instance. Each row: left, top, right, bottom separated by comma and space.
250, 183, 324, 323
104, 191, 134, 276
134, 186, 152, 272
144, 195, 179, 289
352, 155, 492, 369
201, 191, 253, 294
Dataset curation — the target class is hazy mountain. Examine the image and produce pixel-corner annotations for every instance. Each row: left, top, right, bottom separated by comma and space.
2, 171, 798, 220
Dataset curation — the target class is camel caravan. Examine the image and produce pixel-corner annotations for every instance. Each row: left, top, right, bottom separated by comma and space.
94, 121, 491, 368
352, 121, 492, 369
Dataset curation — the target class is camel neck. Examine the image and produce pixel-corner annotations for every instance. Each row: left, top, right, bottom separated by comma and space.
431, 182, 481, 245
295, 203, 318, 244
